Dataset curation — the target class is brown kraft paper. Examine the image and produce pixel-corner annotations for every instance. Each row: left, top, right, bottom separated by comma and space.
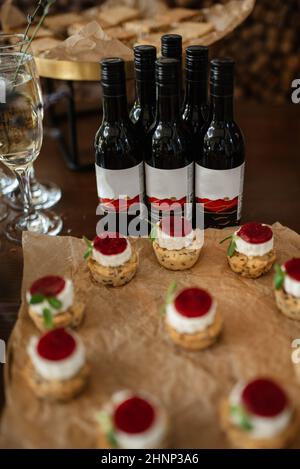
1, 222, 300, 448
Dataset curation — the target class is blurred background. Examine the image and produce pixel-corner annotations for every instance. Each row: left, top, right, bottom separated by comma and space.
8, 0, 300, 103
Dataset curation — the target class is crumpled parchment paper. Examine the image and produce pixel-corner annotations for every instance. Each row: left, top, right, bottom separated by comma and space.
1, 222, 300, 448
42, 21, 133, 62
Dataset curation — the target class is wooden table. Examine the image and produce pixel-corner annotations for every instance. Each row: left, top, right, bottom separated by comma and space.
0, 100, 300, 415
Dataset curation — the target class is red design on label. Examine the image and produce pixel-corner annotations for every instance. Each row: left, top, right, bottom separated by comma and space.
148, 196, 189, 210
113, 396, 155, 434
237, 222, 273, 244
196, 196, 238, 213
284, 258, 300, 281
241, 378, 288, 418
174, 288, 213, 318
93, 232, 127, 256
99, 194, 141, 212
37, 328, 76, 361
30, 276, 65, 297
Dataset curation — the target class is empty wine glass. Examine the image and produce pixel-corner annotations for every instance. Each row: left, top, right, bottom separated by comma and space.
0, 51, 62, 243
0, 33, 61, 210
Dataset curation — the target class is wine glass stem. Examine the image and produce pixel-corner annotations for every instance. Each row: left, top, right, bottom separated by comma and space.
15, 166, 37, 218
29, 165, 37, 184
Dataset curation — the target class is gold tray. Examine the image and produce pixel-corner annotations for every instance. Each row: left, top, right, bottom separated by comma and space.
35, 56, 134, 81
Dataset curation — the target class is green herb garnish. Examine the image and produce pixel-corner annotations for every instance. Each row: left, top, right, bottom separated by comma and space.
160, 281, 177, 315
144, 218, 158, 243
230, 404, 253, 432
43, 308, 53, 329
220, 234, 237, 257
97, 411, 117, 448
29, 293, 45, 305
107, 429, 118, 448
166, 281, 177, 304
274, 263, 285, 290
83, 235, 93, 259
149, 224, 157, 242
47, 297, 62, 309
30, 293, 62, 309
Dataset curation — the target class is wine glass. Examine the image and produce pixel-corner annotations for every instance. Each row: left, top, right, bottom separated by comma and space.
0, 165, 18, 221
0, 51, 63, 243
0, 33, 62, 210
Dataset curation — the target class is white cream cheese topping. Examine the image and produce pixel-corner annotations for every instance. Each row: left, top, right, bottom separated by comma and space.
27, 333, 85, 381
166, 300, 217, 334
92, 240, 132, 267
156, 224, 203, 251
234, 229, 273, 257
26, 278, 74, 316
229, 383, 292, 439
110, 390, 168, 449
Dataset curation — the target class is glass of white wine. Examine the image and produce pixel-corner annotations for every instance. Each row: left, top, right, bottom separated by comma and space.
0, 51, 63, 243
0, 33, 62, 211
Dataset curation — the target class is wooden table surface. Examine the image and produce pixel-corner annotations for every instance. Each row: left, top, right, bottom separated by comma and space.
0, 100, 300, 416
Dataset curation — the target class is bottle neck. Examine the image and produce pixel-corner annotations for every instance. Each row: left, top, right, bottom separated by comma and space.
103, 94, 128, 123
210, 94, 234, 121
184, 79, 208, 109
156, 87, 180, 122
135, 78, 156, 109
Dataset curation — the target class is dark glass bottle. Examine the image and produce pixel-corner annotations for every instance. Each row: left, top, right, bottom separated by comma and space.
144, 57, 193, 224
130, 45, 156, 135
161, 34, 183, 100
195, 58, 245, 229
95, 58, 145, 236
182, 45, 209, 138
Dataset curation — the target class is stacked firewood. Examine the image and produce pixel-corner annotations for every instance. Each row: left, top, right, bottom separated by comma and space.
212, 0, 300, 102
148, 0, 300, 102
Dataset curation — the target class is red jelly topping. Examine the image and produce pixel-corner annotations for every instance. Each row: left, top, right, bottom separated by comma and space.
237, 222, 273, 244
160, 216, 193, 238
113, 396, 155, 434
93, 232, 127, 256
241, 378, 287, 418
284, 258, 300, 282
30, 276, 65, 297
174, 288, 212, 318
37, 328, 76, 361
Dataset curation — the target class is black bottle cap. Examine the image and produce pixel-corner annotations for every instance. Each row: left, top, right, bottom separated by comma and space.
133, 45, 156, 80
161, 34, 182, 60
185, 45, 208, 82
210, 57, 235, 96
100, 57, 126, 96
156, 57, 179, 95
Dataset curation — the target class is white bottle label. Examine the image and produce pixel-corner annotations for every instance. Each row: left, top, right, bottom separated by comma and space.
195, 163, 245, 218
95, 162, 144, 212
145, 163, 194, 212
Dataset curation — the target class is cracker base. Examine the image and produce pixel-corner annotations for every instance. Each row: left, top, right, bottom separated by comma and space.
153, 242, 201, 271
28, 300, 85, 332
165, 311, 222, 351
24, 359, 89, 402
275, 288, 300, 320
227, 249, 276, 279
219, 398, 298, 449
87, 249, 138, 287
